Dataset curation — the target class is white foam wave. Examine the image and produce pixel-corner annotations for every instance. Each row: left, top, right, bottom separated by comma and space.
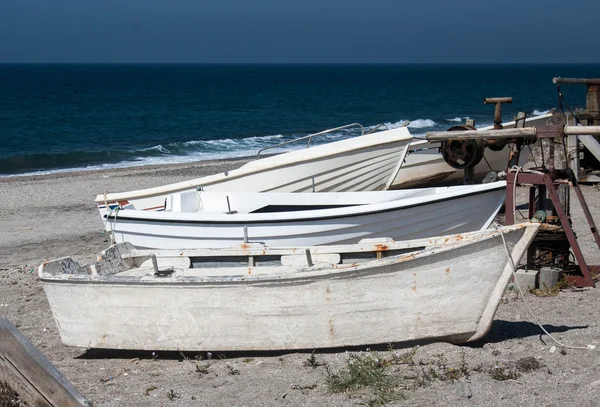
200, 138, 238, 146
533, 109, 551, 116
182, 135, 290, 150
139, 144, 172, 154
407, 119, 436, 129
245, 134, 284, 141
446, 117, 469, 122
367, 119, 435, 131
372, 121, 408, 130
475, 122, 494, 129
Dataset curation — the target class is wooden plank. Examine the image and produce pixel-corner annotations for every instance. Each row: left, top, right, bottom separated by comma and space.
426, 127, 536, 141
564, 126, 600, 136
0, 318, 91, 407
552, 77, 600, 85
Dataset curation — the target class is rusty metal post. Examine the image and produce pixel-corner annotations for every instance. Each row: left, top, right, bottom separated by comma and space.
463, 167, 474, 185
506, 172, 517, 225
529, 187, 536, 220
484, 97, 513, 129
507, 145, 521, 169
587, 84, 600, 125
548, 137, 555, 174
552, 78, 600, 125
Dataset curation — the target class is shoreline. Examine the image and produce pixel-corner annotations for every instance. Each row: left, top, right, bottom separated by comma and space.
0, 155, 256, 184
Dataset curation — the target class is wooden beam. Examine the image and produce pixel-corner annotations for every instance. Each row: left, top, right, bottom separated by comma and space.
564, 126, 600, 136
0, 318, 91, 407
426, 127, 536, 141
553, 77, 600, 85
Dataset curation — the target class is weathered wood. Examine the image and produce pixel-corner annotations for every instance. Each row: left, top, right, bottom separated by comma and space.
515, 112, 527, 129
552, 77, 600, 85
484, 97, 513, 128
568, 134, 580, 180
0, 318, 91, 407
564, 126, 600, 136
586, 84, 600, 123
577, 135, 600, 164
426, 127, 536, 141
38, 224, 539, 351
483, 97, 513, 104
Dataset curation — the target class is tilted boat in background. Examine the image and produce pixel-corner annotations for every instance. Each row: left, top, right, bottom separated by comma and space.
104, 181, 506, 249
96, 124, 413, 218
38, 223, 539, 351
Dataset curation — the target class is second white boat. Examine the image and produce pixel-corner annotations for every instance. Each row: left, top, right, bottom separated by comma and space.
105, 181, 507, 249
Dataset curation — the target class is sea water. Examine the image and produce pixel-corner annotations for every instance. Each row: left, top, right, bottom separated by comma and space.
1, 63, 598, 176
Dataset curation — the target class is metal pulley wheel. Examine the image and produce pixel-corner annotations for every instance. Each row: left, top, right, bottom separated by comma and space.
441, 125, 485, 169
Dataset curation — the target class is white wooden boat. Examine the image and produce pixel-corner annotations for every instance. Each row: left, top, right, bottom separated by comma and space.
38, 223, 539, 351
391, 112, 554, 188
104, 181, 506, 249
96, 124, 413, 218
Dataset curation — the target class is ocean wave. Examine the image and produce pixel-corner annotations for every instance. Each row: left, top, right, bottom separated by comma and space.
368, 119, 436, 130
446, 117, 469, 122
0, 132, 320, 177
475, 122, 494, 129
244, 134, 285, 142
372, 121, 408, 130
407, 119, 436, 129
533, 109, 551, 116
0, 119, 443, 177
139, 144, 172, 154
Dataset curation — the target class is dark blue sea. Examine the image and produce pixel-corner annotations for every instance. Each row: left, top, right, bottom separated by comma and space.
1, 64, 598, 176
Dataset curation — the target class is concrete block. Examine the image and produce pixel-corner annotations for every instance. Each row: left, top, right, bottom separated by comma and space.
539, 267, 562, 289
514, 268, 539, 290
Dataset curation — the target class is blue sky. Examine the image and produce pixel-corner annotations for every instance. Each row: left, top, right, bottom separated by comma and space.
1, 0, 598, 63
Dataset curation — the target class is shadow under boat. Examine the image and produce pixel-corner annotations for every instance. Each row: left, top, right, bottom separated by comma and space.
74, 321, 588, 361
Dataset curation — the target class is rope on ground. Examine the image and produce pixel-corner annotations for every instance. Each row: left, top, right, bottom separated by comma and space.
495, 223, 596, 351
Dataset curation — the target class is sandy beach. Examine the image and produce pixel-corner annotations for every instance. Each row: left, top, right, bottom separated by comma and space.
2, 159, 600, 406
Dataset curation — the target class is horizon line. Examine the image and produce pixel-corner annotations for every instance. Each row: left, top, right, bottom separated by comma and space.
1, 62, 599, 65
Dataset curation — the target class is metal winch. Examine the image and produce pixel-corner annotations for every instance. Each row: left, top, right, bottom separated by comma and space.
440, 125, 485, 169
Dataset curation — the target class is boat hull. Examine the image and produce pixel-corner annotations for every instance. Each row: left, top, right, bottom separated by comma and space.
107, 183, 506, 249
39, 224, 538, 351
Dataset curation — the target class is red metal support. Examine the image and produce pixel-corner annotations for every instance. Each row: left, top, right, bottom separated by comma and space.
542, 175, 595, 287
506, 172, 517, 225
506, 170, 598, 287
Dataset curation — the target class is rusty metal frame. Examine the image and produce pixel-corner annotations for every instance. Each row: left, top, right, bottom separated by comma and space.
506, 169, 600, 287
504, 121, 600, 287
